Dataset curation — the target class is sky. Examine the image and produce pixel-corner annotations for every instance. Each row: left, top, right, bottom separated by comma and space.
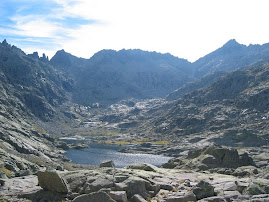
0, 0, 269, 62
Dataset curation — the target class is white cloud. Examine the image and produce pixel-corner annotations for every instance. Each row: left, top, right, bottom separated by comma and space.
5, 0, 269, 62
16, 19, 58, 38
55, 0, 269, 62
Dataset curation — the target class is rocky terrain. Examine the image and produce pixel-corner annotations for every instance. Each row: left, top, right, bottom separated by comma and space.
0, 39, 269, 201
1, 146, 269, 201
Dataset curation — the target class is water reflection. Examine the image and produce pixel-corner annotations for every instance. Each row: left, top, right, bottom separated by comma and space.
65, 144, 171, 168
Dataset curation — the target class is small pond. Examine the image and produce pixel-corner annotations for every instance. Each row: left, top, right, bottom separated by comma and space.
64, 143, 171, 168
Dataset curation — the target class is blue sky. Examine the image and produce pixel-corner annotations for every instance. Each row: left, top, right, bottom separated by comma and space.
1, 0, 269, 61
0, 0, 96, 51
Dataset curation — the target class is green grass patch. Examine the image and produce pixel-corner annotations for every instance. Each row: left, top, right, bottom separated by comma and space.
0, 167, 12, 176
135, 138, 151, 143
235, 147, 250, 150
99, 140, 131, 145
153, 140, 170, 145
73, 131, 120, 136
33, 124, 47, 134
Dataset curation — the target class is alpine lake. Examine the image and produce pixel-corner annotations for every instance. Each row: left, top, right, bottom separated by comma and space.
61, 136, 172, 168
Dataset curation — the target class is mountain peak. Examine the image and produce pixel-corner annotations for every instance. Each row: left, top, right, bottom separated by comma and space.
2, 39, 8, 45
222, 39, 243, 48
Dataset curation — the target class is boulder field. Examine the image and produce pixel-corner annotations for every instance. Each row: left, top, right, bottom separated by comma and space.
0, 146, 268, 201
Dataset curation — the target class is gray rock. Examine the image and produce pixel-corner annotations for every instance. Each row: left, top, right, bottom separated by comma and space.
100, 160, 115, 168
159, 183, 174, 191
15, 170, 31, 177
124, 177, 149, 199
165, 191, 197, 202
125, 163, 157, 172
64, 173, 87, 193
236, 181, 249, 193
245, 183, 263, 195
251, 194, 269, 201
0, 160, 4, 168
4, 162, 18, 172
20, 190, 66, 202
130, 194, 147, 202
115, 182, 129, 191
115, 175, 129, 183
109, 191, 128, 202
56, 165, 64, 171
162, 161, 177, 169
84, 176, 114, 193
72, 191, 116, 202
145, 182, 160, 194
198, 196, 226, 201
187, 146, 256, 170
69, 192, 80, 200
16, 161, 27, 170
193, 180, 215, 200
37, 170, 69, 193
223, 190, 241, 199
223, 181, 238, 191
0, 171, 7, 179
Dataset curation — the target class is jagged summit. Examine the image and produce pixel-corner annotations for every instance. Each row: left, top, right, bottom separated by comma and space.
2, 39, 8, 45
28, 52, 49, 62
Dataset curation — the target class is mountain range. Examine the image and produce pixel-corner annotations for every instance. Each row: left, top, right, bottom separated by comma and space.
49, 39, 269, 107
0, 38, 269, 201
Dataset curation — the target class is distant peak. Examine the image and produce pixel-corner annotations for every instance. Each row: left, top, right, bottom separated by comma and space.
56, 49, 66, 54
222, 39, 242, 48
53, 49, 71, 57
2, 39, 8, 45
1, 39, 11, 47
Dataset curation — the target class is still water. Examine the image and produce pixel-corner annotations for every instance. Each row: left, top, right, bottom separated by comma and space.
65, 144, 171, 168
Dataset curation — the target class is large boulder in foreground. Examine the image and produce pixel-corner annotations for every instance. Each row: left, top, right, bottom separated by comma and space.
37, 170, 69, 193
193, 180, 215, 200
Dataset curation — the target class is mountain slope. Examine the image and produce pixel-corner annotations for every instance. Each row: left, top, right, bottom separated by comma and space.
0, 40, 73, 176
193, 39, 269, 78
166, 71, 228, 101
150, 61, 269, 146
51, 49, 193, 106
0, 40, 73, 120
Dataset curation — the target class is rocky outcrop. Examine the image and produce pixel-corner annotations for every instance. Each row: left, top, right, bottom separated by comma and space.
187, 146, 255, 169
100, 160, 115, 168
163, 146, 256, 176
124, 163, 157, 172
109, 191, 128, 202
193, 180, 215, 200
37, 170, 69, 193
